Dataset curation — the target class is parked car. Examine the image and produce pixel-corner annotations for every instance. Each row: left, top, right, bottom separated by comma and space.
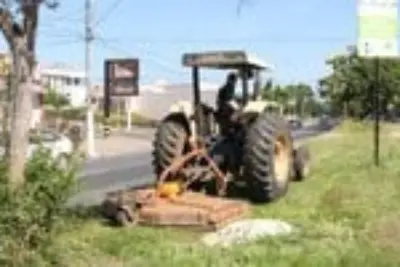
318, 115, 334, 130
287, 119, 303, 130
0, 129, 73, 163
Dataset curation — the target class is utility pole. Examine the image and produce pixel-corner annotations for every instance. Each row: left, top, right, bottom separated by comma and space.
85, 0, 96, 157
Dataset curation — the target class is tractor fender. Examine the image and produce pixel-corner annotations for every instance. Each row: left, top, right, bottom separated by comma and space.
243, 100, 282, 116
165, 100, 215, 137
168, 100, 194, 119
164, 100, 193, 134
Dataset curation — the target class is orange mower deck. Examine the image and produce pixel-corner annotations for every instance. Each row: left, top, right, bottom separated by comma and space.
101, 187, 250, 231
101, 142, 250, 230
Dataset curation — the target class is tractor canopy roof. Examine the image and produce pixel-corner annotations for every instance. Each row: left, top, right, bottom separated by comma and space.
182, 50, 273, 70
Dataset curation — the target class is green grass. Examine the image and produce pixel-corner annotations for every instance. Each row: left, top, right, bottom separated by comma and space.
55, 122, 400, 267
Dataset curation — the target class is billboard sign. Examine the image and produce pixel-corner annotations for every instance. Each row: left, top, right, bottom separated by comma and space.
104, 58, 139, 96
357, 0, 398, 58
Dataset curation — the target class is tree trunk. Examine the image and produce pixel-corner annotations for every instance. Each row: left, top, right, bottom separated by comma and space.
8, 41, 33, 186
9, 81, 32, 185
3, 73, 11, 157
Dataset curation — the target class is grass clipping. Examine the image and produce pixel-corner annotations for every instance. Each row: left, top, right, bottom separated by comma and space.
56, 121, 400, 267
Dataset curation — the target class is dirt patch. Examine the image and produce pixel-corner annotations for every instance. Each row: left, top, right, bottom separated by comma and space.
318, 185, 359, 218
366, 215, 400, 249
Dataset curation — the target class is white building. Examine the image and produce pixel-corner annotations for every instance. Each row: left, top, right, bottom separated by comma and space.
40, 63, 87, 107
126, 80, 220, 120
92, 80, 221, 120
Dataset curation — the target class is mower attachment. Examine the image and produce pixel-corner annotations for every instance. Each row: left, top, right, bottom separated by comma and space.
101, 187, 250, 231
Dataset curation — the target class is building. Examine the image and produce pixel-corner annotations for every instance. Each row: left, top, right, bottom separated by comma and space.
125, 80, 220, 120
91, 80, 220, 120
0, 52, 45, 129
40, 63, 87, 107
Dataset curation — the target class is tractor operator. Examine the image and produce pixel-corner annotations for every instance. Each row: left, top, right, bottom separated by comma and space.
215, 72, 243, 175
216, 72, 240, 135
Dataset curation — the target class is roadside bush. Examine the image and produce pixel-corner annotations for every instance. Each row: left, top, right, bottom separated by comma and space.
44, 107, 86, 121
43, 89, 70, 108
0, 148, 83, 266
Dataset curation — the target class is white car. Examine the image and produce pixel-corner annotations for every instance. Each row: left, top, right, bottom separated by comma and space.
0, 129, 74, 163
27, 129, 74, 160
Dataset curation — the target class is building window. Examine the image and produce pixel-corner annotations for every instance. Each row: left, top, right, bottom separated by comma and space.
74, 78, 81, 86
41, 76, 50, 87
65, 77, 72, 86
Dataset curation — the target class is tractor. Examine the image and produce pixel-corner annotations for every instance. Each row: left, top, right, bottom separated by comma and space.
152, 50, 309, 203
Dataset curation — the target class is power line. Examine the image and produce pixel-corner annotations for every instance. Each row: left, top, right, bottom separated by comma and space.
39, 8, 85, 43
40, 5, 85, 34
100, 36, 353, 44
43, 4, 84, 22
44, 12, 84, 24
95, 37, 185, 78
98, 39, 184, 77
94, 0, 124, 27
40, 39, 83, 48
38, 30, 84, 41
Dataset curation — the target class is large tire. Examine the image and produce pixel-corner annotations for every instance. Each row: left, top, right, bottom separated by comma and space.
243, 114, 294, 203
152, 117, 188, 176
152, 116, 216, 192
115, 209, 130, 227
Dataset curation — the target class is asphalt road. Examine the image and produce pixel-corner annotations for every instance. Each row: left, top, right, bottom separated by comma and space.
68, 122, 335, 207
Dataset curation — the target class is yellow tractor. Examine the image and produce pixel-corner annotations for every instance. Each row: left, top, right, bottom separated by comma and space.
152, 50, 310, 203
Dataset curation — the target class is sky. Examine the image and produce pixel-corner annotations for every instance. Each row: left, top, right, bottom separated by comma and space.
0, 0, 358, 88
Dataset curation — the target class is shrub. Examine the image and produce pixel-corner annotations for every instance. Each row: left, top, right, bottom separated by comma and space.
0, 148, 83, 266
43, 89, 70, 108
44, 107, 86, 121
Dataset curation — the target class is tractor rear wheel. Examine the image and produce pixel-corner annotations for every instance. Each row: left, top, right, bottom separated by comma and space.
243, 114, 293, 203
152, 117, 188, 176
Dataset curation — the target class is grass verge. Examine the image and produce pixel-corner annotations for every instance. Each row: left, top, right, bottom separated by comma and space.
55, 122, 400, 267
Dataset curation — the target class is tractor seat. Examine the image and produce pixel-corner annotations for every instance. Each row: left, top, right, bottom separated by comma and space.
201, 103, 216, 116
188, 103, 217, 120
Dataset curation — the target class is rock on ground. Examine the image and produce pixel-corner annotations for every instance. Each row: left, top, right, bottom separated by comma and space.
202, 219, 294, 247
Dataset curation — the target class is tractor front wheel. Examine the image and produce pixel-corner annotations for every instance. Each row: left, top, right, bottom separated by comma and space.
243, 114, 294, 203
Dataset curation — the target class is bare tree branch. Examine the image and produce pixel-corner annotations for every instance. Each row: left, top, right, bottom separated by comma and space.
22, 0, 38, 63
0, 7, 16, 47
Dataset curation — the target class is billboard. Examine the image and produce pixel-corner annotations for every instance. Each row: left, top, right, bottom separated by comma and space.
357, 0, 398, 58
104, 58, 139, 96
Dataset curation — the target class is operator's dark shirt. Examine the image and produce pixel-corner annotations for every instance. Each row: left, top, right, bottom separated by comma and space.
216, 83, 235, 110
